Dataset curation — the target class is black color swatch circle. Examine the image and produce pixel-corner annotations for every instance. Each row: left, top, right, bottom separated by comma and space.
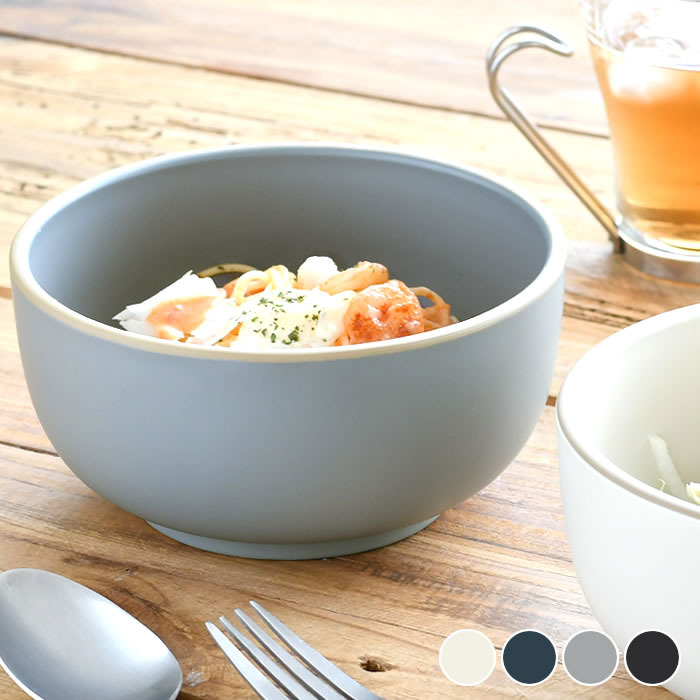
502, 630, 557, 685
625, 630, 679, 686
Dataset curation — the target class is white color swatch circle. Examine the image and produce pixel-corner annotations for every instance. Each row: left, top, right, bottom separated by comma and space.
439, 629, 496, 686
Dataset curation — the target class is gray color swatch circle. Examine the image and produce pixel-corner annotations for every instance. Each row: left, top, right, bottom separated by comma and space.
563, 630, 619, 686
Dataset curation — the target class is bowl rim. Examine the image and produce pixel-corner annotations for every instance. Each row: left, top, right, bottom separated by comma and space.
556, 302, 700, 519
10, 142, 567, 364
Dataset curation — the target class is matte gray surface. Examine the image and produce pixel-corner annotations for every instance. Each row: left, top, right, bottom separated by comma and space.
150, 517, 438, 559
11, 145, 565, 558
27, 149, 548, 326
563, 630, 618, 686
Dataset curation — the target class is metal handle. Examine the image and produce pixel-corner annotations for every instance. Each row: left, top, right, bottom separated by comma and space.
486, 25, 622, 251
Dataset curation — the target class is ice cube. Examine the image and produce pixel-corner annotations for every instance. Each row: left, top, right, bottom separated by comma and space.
625, 36, 686, 61
602, 0, 700, 64
607, 58, 678, 101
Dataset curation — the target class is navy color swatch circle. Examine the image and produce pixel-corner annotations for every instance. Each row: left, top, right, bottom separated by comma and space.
502, 630, 557, 685
625, 631, 679, 686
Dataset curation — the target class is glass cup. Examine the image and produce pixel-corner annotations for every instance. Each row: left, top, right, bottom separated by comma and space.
487, 2, 700, 282
586, 0, 700, 252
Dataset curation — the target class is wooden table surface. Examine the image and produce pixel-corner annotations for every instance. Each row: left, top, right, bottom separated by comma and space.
1, 2, 698, 698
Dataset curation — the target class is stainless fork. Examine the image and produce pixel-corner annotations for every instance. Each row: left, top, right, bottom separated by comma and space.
206, 600, 385, 700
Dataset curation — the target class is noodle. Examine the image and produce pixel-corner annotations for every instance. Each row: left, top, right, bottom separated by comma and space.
319, 261, 389, 294
197, 263, 257, 277
196, 259, 455, 345
201, 264, 454, 337
409, 286, 454, 329
199, 263, 297, 305
115, 257, 455, 349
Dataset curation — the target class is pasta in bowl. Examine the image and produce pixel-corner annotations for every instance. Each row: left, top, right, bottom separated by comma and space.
114, 256, 455, 349
10, 144, 565, 558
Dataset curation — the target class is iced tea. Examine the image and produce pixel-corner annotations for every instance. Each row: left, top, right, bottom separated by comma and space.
587, 0, 700, 251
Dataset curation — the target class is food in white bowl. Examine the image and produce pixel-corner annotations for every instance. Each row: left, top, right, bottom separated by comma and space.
557, 303, 700, 699
10, 144, 565, 559
648, 434, 700, 504
114, 256, 454, 348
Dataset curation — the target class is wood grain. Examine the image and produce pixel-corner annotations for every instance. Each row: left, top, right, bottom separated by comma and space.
0, 10, 695, 698
0, 36, 615, 291
0, 414, 668, 698
0, 0, 608, 133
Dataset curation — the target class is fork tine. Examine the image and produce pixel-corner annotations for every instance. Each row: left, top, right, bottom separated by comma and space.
233, 609, 346, 700
205, 621, 288, 700
249, 601, 384, 700
218, 615, 318, 700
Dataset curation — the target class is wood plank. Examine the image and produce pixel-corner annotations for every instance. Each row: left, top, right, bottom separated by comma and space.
555, 242, 700, 394
0, 0, 608, 133
0, 413, 667, 698
1, 36, 613, 293
1, 37, 698, 446
0, 15, 688, 700
1, 42, 698, 452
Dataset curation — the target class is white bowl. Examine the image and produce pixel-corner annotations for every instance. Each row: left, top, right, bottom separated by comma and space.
557, 303, 700, 699
11, 144, 566, 559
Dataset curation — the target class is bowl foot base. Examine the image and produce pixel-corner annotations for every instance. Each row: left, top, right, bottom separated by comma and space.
146, 516, 439, 559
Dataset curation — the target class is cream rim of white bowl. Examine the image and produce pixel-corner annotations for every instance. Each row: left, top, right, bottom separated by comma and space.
557, 302, 700, 519
10, 143, 567, 364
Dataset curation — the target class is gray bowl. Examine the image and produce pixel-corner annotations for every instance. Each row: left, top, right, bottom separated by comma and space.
10, 144, 566, 559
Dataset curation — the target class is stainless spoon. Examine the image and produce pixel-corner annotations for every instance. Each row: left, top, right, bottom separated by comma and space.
0, 568, 182, 700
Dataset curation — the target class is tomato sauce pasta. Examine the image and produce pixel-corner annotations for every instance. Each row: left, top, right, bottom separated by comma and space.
114, 256, 455, 349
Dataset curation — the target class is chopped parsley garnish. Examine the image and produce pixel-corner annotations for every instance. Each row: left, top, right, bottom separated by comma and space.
238, 287, 331, 346
279, 291, 305, 303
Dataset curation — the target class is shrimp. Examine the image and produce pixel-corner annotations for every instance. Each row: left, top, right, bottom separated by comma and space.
320, 261, 389, 295
338, 280, 424, 345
